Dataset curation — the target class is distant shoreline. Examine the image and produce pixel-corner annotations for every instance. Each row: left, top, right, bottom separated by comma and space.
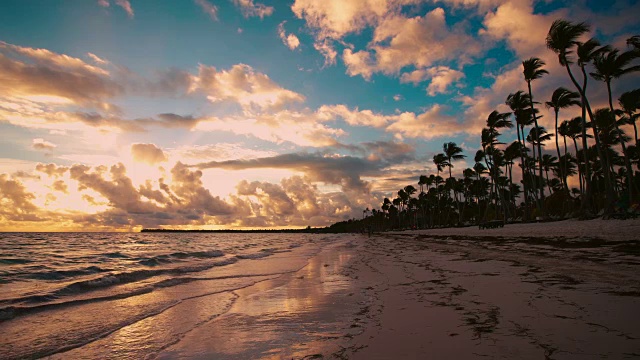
140, 228, 323, 233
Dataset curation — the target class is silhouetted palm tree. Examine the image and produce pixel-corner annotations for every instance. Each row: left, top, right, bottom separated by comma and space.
546, 87, 581, 190
591, 48, 640, 203
619, 89, 640, 147
523, 57, 548, 203
547, 19, 615, 214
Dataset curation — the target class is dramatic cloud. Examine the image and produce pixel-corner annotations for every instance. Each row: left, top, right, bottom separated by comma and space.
0, 174, 39, 221
343, 9, 482, 79
0, 41, 120, 109
278, 22, 301, 50
196, 152, 382, 191
232, 0, 274, 19
291, 0, 420, 40
195, 64, 305, 112
131, 143, 168, 165
32, 138, 57, 151
194, 0, 218, 21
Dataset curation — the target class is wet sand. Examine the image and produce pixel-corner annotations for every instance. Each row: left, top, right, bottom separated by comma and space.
49, 219, 640, 359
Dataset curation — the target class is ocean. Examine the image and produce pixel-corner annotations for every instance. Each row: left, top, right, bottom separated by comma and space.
0, 232, 340, 359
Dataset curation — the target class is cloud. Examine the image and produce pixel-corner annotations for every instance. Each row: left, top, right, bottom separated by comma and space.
313, 40, 338, 66
195, 110, 345, 147
232, 0, 274, 19
32, 138, 57, 151
195, 152, 381, 191
343, 9, 482, 79
317, 104, 391, 127
480, 0, 559, 59
393, 94, 403, 101
0, 41, 120, 109
194, 0, 218, 21
291, 0, 418, 40
278, 22, 301, 50
195, 64, 305, 112
0, 174, 40, 221
87, 53, 108, 65
116, 0, 134, 18
36, 163, 69, 177
386, 104, 468, 140
131, 143, 168, 165
400, 66, 465, 96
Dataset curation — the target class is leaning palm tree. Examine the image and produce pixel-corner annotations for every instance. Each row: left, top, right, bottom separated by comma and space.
523, 57, 548, 202
547, 19, 614, 214
619, 89, 640, 147
576, 38, 609, 212
591, 48, 640, 203
545, 87, 581, 191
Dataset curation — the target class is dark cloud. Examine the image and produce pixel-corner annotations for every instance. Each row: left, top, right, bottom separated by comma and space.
195, 152, 381, 191
0, 43, 122, 109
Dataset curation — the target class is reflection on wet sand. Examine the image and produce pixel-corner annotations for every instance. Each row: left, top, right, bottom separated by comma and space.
158, 241, 360, 359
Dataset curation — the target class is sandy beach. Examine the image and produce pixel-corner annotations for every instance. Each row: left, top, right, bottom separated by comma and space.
26, 219, 638, 359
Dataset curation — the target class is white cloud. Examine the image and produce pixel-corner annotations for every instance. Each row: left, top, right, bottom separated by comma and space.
277, 22, 301, 51
401, 66, 465, 96
194, 64, 305, 112
32, 138, 57, 151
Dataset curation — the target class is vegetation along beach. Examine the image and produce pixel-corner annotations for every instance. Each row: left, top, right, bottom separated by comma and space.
1, 0, 639, 359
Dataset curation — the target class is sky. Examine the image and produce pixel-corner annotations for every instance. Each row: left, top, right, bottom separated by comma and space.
0, 0, 638, 231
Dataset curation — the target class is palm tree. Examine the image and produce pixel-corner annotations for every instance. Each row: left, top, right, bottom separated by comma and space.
523, 57, 548, 202
443, 142, 466, 223
619, 89, 640, 147
433, 153, 448, 225
591, 48, 640, 203
576, 38, 609, 212
546, 19, 614, 214
545, 87, 581, 191
628, 35, 640, 51
506, 91, 538, 216
504, 141, 522, 213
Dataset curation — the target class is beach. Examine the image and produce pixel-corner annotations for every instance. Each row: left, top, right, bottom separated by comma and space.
157, 218, 640, 359
2, 219, 640, 359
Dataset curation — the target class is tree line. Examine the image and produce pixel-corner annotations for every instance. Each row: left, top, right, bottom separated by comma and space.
356, 19, 639, 232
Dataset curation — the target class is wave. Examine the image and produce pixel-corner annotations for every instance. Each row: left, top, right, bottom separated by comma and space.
138, 250, 224, 267
0, 271, 261, 322
0, 254, 237, 320
0, 258, 33, 265
25, 266, 109, 281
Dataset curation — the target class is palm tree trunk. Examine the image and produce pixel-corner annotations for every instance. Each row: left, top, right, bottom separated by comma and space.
554, 109, 566, 191
573, 137, 584, 198
516, 125, 530, 220
528, 81, 545, 206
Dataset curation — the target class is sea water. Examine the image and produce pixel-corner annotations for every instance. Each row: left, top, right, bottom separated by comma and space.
0, 232, 338, 359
